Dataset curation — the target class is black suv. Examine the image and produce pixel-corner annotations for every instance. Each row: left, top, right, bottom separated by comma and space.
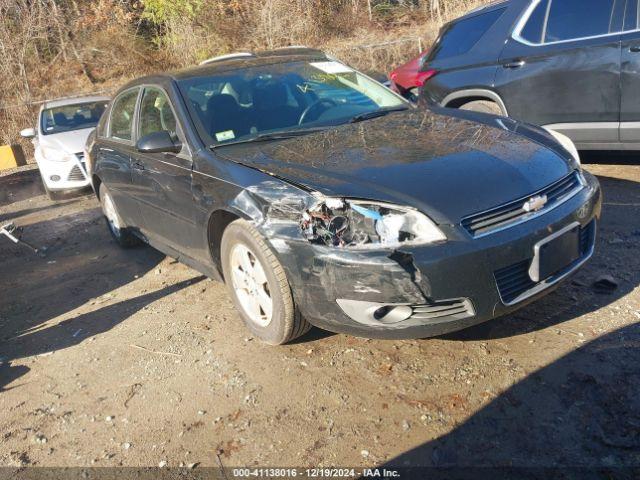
404, 0, 639, 150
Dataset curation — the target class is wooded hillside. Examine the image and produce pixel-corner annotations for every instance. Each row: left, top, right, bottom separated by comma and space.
0, 0, 486, 149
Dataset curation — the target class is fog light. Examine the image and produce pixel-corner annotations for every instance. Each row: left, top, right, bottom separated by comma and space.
373, 306, 392, 320
336, 299, 413, 326
373, 305, 413, 324
50, 175, 61, 182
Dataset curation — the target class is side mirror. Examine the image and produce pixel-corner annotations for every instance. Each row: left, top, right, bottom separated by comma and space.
136, 131, 181, 154
20, 128, 36, 139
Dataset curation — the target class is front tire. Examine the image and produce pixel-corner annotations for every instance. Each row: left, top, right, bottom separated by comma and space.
221, 219, 311, 345
99, 183, 141, 248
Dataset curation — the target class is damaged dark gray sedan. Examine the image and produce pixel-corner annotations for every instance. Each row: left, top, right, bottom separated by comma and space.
87, 48, 602, 344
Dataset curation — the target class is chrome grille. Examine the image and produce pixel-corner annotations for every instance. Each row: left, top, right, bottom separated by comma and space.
462, 172, 583, 237
409, 298, 474, 322
494, 221, 595, 304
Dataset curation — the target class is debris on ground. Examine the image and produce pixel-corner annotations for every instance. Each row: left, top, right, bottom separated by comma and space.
1, 223, 46, 257
593, 274, 619, 293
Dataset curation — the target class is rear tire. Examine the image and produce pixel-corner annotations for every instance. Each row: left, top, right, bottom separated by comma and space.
459, 100, 503, 116
99, 183, 141, 248
221, 219, 311, 345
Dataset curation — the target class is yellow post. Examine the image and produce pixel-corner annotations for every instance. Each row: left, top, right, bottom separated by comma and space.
0, 145, 27, 170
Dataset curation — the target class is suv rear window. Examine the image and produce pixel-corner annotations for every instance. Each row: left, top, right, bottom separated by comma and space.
544, 0, 616, 42
519, 0, 549, 44
428, 8, 506, 61
624, 0, 639, 30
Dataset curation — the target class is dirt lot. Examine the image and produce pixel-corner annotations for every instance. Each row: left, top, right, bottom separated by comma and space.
1, 158, 639, 474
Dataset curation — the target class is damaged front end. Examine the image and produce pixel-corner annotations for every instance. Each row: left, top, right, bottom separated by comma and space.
229, 178, 465, 336
300, 197, 446, 249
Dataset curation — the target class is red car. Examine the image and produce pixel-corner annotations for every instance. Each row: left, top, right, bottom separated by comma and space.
389, 52, 436, 100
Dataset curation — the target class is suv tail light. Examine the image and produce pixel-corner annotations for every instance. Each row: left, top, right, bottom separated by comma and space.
416, 68, 437, 87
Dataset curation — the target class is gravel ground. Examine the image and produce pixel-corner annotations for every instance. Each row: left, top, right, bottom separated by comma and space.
0, 159, 639, 475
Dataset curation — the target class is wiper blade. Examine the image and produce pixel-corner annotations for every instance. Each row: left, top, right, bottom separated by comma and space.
210, 127, 327, 149
350, 106, 409, 123
253, 128, 328, 141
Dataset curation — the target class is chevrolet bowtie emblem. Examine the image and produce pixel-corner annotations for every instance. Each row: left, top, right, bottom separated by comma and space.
523, 194, 548, 213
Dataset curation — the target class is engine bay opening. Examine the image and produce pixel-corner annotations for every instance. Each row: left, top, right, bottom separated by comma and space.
299, 198, 445, 248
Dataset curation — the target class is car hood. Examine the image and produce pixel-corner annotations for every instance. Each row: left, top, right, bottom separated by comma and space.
38, 128, 95, 154
217, 109, 575, 224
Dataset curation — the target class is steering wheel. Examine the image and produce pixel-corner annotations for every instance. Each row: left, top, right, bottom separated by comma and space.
298, 99, 338, 125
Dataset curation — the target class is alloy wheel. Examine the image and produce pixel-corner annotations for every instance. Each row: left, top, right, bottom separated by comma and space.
229, 243, 273, 327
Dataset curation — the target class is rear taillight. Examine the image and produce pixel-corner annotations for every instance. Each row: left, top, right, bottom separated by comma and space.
416, 68, 437, 87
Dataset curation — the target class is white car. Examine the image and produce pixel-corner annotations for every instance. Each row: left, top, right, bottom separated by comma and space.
21, 96, 109, 199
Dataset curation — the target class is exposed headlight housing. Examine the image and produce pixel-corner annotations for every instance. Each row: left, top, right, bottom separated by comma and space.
300, 198, 446, 248
41, 147, 75, 162
544, 128, 581, 166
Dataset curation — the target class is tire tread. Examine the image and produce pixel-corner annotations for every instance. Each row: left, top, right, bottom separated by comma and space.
223, 219, 311, 344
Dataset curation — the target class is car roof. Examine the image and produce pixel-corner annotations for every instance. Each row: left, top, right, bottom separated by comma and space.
43, 95, 110, 110
118, 48, 331, 90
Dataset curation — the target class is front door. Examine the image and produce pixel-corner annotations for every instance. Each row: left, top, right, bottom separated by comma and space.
130, 86, 199, 251
495, 0, 624, 146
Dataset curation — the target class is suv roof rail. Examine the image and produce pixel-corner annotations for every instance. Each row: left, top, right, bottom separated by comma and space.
199, 52, 254, 65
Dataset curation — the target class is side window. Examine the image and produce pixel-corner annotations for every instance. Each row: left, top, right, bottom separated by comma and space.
624, 0, 639, 31
544, 0, 616, 43
428, 8, 506, 61
139, 88, 178, 138
109, 89, 139, 141
520, 0, 549, 44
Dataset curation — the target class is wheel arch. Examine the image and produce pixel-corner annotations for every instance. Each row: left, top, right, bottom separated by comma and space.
207, 208, 245, 278
441, 89, 508, 116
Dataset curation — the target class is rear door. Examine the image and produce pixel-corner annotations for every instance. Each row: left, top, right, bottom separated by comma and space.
620, 0, 640, 143
130, 86, 198, 250
96, 87, 142, 227
422, 6, 510, 105
496, 0, 624, 144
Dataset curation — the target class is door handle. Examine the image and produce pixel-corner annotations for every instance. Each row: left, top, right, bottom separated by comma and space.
503, 60, 525, 69
630, 46, 640, 53
131, 161, 145, 171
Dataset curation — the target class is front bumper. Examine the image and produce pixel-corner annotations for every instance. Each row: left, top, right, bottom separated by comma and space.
273, 171, 602, 339
36, 153, 90, 191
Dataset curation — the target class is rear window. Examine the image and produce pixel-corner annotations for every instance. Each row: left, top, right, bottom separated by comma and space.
109, 89, 139, 141
519, 0, 549, 44
428, 8, 506, 61
544, 0, 616, 42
